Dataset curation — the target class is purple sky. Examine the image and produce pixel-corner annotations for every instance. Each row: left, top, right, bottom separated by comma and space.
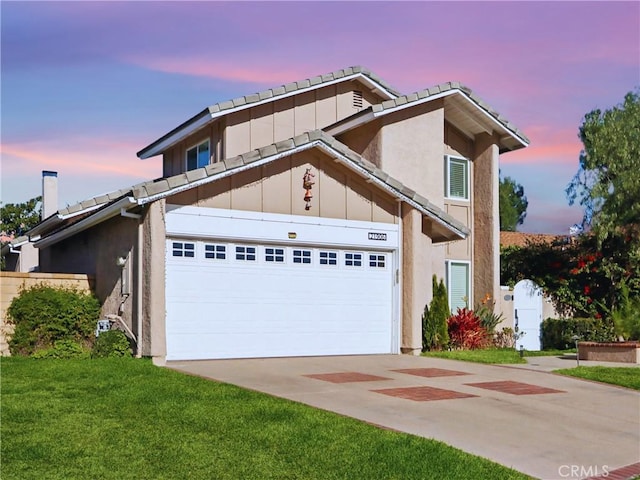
2, 1, 638, 234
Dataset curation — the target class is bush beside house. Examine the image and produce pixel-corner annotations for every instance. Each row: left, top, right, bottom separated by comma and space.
7, 284, 101, 357
422, 276, 450, 351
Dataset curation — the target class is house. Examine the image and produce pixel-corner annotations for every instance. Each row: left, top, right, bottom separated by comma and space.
26, 66, 529, 363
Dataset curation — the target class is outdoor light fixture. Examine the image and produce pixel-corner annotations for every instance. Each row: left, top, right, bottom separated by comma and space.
116, 256, 127, 267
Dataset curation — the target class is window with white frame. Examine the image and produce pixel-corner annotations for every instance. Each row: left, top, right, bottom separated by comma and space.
235, 245, 256, 261
265, 247, 285, 263
446, 261, 470, 313
186, 139, 211, 171
445, 155, 469, 200
292, 249, 312, 264
204, 244, 226, 260
369, 254, 386, 268
319, 251, 338, 266
345, 252, 363, 267
172, 241, 195, 258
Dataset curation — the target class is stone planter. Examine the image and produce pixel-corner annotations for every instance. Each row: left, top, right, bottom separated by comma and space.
578, 341, 640, 364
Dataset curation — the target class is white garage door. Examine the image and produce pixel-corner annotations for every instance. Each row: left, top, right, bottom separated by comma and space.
164, 206, 399, 360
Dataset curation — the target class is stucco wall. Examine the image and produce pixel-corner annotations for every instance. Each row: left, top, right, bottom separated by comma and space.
0, 272, 94, 355
39, 214, 139, 336
168, 151, 398, 225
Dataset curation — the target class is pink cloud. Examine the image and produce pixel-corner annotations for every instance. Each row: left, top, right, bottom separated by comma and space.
1, 138, 159, 179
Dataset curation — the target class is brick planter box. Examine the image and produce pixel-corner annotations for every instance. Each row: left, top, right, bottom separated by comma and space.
578, 341, 640, 364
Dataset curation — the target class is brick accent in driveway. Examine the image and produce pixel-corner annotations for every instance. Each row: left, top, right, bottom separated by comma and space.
372, 385, 478, 401
465, 380, 566, 395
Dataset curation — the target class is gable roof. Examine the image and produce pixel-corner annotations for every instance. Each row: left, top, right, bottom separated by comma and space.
35, 130, 469, 249
325, 82, 529, 152
137, 66, 401, 160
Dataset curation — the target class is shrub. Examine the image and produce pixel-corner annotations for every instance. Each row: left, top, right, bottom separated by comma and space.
610, 282, 640, 340
541, 317, 616, 349
447, 308, 490, 350
92, 330, 132, 358
422, 276, 450, 351
7, 284, 101, 356
474, 294, 505, 333
31, 339, 90, 359
493, 327, 519, 349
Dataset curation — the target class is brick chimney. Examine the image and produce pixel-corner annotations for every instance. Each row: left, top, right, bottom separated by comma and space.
42, 170, 58, 220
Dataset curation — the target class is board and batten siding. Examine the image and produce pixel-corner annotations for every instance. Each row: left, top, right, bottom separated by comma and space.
167, 151, 398, 225
162, 81, 381, 177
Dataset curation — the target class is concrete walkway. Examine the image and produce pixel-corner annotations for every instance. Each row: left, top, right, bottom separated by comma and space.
168, 355, 640, 480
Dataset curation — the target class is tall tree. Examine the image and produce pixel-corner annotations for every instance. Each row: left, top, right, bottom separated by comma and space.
499, 174, 528, 231
566, 90, 640, 242
0, 196, 42, 238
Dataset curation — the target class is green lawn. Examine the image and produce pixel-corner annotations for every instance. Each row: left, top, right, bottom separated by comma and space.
2, 358, 530, 480
554, 366, 640, 390
422, 348, 576, 364
422, 348, 527, 364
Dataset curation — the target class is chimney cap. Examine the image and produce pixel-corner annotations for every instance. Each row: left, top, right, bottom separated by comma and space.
42, 170, 58, 177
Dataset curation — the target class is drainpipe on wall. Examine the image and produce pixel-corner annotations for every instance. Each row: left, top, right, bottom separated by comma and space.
120, 207, 144, 358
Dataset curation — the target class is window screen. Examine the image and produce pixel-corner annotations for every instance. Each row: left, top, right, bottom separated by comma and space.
447, 262, 470, 312
447, 156, 469, 199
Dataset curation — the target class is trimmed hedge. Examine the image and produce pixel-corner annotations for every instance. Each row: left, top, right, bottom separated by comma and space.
541, 317, 616, 350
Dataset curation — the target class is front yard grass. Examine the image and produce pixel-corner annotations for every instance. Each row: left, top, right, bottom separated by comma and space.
422, 348, 577, 364
2, 358, 530, 480
554, 366, 640, 390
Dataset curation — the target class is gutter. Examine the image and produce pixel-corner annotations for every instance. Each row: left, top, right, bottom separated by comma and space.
34, 197, 137, 249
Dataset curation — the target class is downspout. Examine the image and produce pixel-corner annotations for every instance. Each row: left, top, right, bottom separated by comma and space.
397, 201, 403, 355
136, 215, 143, 358
120, 207, 144, 358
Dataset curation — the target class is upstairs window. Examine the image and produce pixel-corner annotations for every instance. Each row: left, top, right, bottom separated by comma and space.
445, 155, 469, 200
186, 139, 210, 171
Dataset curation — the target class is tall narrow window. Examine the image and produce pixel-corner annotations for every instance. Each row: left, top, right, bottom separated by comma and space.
446, 261, 470, 312
186, 139, 210, 171
445, 156, 469, 200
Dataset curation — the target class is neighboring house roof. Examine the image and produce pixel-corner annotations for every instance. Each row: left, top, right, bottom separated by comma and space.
0, 234, 28, 256
137, 66, 401, 159
35, 130, 469, 249
325, 81, 529, 152
500, 231, 563, 248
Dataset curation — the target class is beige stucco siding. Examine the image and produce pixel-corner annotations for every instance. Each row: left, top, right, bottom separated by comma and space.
168, 151, 398, 224
39, 214, 139, 334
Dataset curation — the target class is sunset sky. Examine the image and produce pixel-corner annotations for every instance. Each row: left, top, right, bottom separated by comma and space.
2, 1, 638, 234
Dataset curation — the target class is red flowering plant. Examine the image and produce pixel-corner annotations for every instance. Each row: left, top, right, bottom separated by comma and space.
447, 308, 490, 350
501, 230, 639, 321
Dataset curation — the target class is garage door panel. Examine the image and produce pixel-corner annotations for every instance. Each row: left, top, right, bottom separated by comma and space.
166, 238, 395, 360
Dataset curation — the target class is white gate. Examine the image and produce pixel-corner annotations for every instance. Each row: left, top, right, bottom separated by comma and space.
513, 279, 543, 351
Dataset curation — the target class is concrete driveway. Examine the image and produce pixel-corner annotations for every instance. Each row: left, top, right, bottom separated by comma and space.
168, 355, 640, 480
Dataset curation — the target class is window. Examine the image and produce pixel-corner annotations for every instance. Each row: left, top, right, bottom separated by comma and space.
369, 254, 386, 268
265, 247, 285, 263
186, 139, 210, 171
446, 261, 470, 312
345, 252, 363, 267
172, 242, 195, 258
319, 251, 338, 266
293, 249, 312, 264
205, 244, 226, 260
445, 155, 469, 200
235, 246, 256, 261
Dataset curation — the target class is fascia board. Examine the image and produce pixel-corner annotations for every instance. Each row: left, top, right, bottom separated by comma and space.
138, 73, 398, 159
34, 197, 137, 249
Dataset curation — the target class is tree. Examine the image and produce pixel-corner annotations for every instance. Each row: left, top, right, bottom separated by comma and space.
499, 174, 528, 231
566, 90, 640, 242
0, 196, 42, 238
422, 275, 450, 351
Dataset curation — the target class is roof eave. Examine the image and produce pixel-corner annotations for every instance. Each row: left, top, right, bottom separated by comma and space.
137, 72, 399, 160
